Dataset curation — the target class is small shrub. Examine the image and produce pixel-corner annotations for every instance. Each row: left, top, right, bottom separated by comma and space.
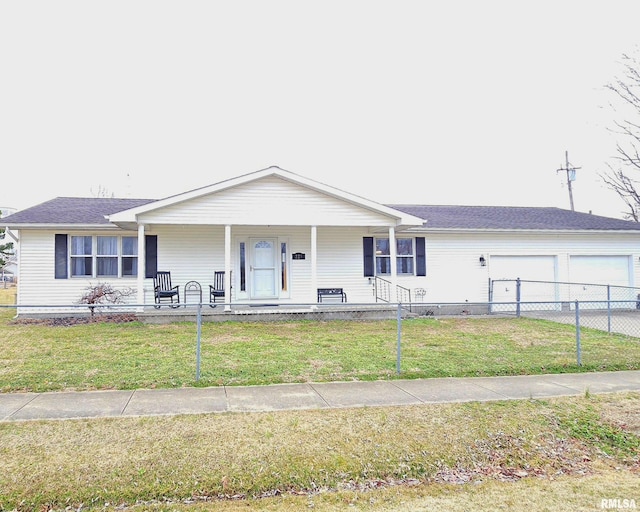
78, 282, 134, 317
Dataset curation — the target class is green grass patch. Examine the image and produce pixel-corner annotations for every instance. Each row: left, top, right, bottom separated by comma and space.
1, 310, 640, 392
557, 400, 640, 460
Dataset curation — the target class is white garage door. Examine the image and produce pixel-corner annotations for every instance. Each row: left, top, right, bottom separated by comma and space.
490, 255, 556, 282
490, 255, 557, 310
569, 256, 630, 286
569, 255, 632, 306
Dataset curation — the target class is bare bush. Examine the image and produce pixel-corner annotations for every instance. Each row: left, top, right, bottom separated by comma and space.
78, 282, 134, 316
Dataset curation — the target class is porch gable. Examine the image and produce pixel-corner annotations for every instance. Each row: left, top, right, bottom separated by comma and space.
108, 167, 425, 229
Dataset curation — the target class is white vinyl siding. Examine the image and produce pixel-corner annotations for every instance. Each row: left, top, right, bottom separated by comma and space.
16, 230, 138, 312
138, 176, 397, 227
12, 225, 640, 313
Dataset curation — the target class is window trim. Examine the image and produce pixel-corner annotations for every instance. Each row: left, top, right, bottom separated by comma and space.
70, 235, 94, 277
362, 236, 427, 278
395, 238, 415, 275
96, 235, 119, 277
68, 235, 139, 278
375, 237, 416, 276
121, 236, 139, 277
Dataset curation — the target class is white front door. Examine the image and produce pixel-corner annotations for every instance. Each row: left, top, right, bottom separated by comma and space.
251, 238, 278, 299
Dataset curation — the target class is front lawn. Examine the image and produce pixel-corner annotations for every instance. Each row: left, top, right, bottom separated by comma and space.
1, 295, 639, 392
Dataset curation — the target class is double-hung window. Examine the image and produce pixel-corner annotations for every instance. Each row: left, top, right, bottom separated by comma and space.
70, 236, 93, 277
97, 236, 118, 277
375, 238, 415, 275
121, 237, 138, 276
396, 239, 415, 274
364, 236, 426, 278
69, 235, 138, 278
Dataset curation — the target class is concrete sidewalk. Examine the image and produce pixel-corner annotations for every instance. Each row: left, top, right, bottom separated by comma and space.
2, 370, 640, 422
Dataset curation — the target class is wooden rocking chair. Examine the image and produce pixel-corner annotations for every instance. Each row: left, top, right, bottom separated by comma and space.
209, 271, 227, 308
153, 271, 180, 308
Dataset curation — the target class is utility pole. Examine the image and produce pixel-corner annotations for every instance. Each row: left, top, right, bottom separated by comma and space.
557, 150, 580, 211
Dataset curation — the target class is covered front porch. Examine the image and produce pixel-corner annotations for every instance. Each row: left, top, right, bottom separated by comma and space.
134, 223, 413, 309
103, 167, 427, 309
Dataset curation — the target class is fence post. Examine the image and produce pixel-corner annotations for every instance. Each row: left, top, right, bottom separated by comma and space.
516, 278, 521, 318
396, 303, 402, 374
607, 285, 612, 334
196, 302, 202, 381
488, 277, 493, 303
575, 300, 582, 366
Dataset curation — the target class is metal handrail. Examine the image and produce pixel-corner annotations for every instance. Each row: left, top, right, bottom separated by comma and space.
374, 276, 392, 303
374, 276, 412, 312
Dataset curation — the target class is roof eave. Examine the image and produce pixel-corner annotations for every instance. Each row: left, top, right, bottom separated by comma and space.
407, 227, 640, 234
5, 223, 124, 231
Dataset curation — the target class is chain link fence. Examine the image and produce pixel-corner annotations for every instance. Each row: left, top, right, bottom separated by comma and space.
490, 278, 640, 311
1, 291, 640, 391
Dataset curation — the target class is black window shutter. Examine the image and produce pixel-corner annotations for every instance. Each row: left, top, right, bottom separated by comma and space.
54, 234, 68, 279
363, 237, 374, 277
416, 237, 426, 276
145, 235, 158, 278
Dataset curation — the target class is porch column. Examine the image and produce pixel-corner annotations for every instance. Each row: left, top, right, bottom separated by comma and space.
224, 224, 231, 311
388, 226, 397, 301
137, 224, 146, 310
311, 226, 317, 304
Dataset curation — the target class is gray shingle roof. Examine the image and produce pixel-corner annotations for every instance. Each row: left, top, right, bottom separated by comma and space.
388, 205, 640, 231
2, 197, 155, 225
4, 197, 640, 231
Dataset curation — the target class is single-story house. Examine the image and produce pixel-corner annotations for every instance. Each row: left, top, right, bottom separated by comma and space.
4, 166, 640, 315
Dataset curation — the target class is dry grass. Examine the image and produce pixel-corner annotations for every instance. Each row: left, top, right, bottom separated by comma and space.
118, 472, 640, 511
1, 393, 638, 511
599, 392, 640, 435
0, 286, 16, 305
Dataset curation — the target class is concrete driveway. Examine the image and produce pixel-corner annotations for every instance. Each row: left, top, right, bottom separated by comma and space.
523, 308, 640, 338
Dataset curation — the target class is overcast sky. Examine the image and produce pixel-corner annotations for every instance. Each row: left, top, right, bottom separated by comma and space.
2, 1, 640, 218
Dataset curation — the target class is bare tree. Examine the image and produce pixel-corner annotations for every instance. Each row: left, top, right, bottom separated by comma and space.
90, 184, 114, 198
78, 282, 133, 317
601, 51, 640, 221
0, 211, 14, 273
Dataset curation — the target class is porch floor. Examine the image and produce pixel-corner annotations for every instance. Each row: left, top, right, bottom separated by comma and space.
140, 303, 401, 323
